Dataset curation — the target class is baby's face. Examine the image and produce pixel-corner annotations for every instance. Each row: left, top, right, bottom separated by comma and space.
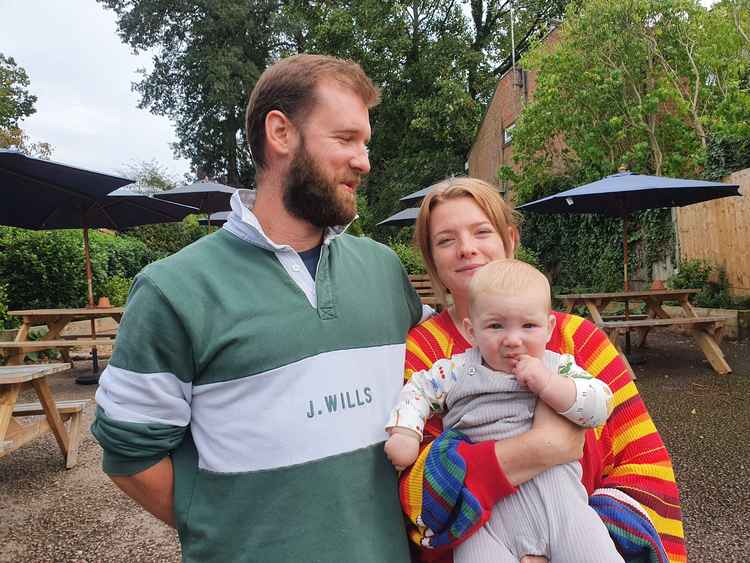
465, 290, 554, 373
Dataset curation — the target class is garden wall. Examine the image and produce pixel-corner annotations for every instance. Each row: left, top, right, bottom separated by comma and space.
676, 168, 750, 297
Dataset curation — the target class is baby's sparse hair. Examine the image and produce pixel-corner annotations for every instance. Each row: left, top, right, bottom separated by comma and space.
469, 259, 552, 315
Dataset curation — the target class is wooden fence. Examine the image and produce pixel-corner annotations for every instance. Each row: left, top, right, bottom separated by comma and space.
676, 167, 750, 297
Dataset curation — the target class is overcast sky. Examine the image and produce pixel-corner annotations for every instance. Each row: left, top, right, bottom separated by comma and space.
2, 0, 717, 182
1, 0, 192, 180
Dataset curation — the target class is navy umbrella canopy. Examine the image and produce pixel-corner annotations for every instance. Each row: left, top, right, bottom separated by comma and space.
0, 149, 134, 229
0, 150, 197, 306
377, 207, 420, 227
154, 179, 236, 214
399, 186, 433, 205
516, 172, 740, 217
517, 171, 741, 290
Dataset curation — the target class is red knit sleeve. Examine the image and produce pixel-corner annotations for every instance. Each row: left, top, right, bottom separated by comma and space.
551, 312, 686, 562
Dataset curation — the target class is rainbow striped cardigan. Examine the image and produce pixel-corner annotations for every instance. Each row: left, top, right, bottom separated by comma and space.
399, 310, 686, 563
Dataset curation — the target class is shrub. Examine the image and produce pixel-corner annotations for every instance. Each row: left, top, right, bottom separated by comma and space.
0, 281, 13, 329
0, 227, 151, 309
123, 215, 206, 260
516, 245, 541, 270
389, 241, 425, 275
100, 275, 133, 307
667, 259, 732, 309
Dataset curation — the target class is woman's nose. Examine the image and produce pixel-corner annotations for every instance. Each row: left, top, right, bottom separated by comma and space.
457, 237, 477, 258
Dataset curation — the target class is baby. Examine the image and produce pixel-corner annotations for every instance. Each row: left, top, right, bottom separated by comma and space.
385, 259, 624, 563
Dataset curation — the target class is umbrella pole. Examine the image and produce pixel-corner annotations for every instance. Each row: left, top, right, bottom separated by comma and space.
623, 215, 632, 354
81, 224, 100, 379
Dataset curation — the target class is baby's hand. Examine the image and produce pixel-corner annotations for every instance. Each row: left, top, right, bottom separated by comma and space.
513, 354, 554, 395
384, 428, 420, 471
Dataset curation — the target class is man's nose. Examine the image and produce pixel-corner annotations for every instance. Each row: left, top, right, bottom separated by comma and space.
351, 146, 370, 174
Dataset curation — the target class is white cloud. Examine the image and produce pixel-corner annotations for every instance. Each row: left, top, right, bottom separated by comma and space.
1, 0, 192, 179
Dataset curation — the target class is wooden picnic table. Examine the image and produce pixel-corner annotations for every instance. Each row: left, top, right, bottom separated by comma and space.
556, 289, 731, 377
0, 363, 89, 468
409, 274, 442, 309
0, 307, 124, 366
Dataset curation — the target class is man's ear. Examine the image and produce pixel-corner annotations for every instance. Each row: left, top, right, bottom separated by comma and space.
264, 110, 297, 159
546, 313, 557, 343
463, 317, 476, 344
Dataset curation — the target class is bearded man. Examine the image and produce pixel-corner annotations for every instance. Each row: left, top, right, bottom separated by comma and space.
92, 54, 426, 562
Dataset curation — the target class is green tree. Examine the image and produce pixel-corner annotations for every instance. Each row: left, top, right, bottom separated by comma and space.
0, 53, 36, 128
99, 0, 275, 187
99, 0, 567, 235
0, 53, 52, 157
119, 160, 207, 258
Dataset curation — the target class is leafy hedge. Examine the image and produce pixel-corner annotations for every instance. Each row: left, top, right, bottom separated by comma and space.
667, 259, 750, 310
122, 214, 206, 260
0, 227, 153, 310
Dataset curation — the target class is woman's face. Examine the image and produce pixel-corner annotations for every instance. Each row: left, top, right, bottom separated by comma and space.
429, 197, 511, 297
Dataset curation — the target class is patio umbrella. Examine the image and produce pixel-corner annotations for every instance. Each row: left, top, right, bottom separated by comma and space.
154, 179, 236, 214
516, 171, 741, 290
377, 207, 420, 227
399, 186, 432, 205
198, 211, 230, 227
1, 151, 196, 372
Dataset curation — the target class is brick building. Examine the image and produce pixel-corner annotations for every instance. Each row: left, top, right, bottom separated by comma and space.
467, 28, 561, 196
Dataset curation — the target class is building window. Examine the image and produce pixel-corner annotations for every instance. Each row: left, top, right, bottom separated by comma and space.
503, 123, 515, 146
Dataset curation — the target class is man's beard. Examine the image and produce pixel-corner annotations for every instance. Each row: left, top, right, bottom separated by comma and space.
283, 139, 360, 229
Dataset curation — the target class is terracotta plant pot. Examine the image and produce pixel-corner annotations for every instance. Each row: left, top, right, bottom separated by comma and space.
97, 296, 112, 308
650, 279, 666, 290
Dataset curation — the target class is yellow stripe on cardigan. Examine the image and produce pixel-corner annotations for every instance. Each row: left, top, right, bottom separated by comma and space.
642, 506, 685, 539
558, 314, 584, 354
585, 340, 621, 378
403, 444, 428, 525
430, 320, 454, 358
406, 339, 435, 376
608, 462, 676, 483
612, 380, 639, 409
611, 417, 658, 457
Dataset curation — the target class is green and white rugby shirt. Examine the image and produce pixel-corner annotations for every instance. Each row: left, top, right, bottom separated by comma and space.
92, 190, 424, 562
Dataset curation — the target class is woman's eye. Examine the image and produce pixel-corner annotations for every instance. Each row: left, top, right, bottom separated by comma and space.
436, 238, 453, 247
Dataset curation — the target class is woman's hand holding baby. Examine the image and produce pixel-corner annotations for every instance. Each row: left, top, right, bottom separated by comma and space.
385, 427, 421, 471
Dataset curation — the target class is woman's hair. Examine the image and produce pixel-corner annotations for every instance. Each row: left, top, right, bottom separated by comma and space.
414, 176, 520, 305
469, 259, 551, 315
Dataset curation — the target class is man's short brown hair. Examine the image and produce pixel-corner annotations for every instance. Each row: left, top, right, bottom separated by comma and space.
245, 54, 381, 172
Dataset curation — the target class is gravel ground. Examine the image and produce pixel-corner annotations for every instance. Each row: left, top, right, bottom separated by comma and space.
1, 331, 748, 562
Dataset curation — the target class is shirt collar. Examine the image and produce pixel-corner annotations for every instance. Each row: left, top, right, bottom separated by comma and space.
223, 189, 352, 249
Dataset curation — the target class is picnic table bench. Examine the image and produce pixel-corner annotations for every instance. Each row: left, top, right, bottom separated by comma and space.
1, 307, 123, 366
0, 363, 89, 468
409, 274, 441, 308
557, 289, 731, 377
